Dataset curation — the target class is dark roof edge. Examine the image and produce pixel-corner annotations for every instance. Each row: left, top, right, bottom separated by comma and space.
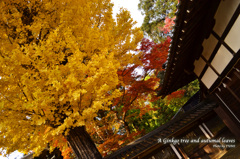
157, 0, 189, 97
157, 0, 220, 97
104, 98, 217, 159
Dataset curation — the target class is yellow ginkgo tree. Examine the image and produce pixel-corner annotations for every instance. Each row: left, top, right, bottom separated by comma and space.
0, 0, 143, 158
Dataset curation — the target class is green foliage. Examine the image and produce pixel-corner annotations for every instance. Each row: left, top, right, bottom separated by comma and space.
138, 0, 178, 42
125, 80, 200, 135
125, 98, 179, 134
182, 79, 200, 98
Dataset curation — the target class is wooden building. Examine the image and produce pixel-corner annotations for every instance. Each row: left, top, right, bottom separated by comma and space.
105, 0, 240, 158
158, 0, 240, 142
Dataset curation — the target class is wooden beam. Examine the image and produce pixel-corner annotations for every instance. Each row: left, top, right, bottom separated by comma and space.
214, 105, 240, 141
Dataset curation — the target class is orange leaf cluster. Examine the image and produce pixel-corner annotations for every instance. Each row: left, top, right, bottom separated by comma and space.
97, 131, 143, 157
167, 90, 186, 101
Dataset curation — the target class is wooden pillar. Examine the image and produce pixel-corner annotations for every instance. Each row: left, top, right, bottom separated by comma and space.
214, 105, 240, 142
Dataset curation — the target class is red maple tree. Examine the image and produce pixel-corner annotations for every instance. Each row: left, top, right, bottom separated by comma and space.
87, 16, 186, 157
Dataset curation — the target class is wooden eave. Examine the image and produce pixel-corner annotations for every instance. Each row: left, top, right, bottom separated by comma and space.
157, 0, 221, 97
104, 99, 217, 159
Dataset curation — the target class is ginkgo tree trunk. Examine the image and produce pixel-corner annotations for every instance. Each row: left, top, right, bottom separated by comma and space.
67, 126, 102, 158
0, 0, 143, 158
